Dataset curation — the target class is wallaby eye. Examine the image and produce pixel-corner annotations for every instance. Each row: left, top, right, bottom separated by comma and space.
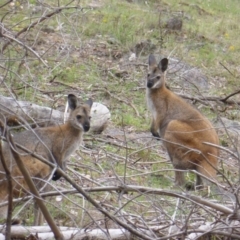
76, 115, 82, 120
147, 73, 150, 77
156, 76, 160, 80
89, 116, 92, 120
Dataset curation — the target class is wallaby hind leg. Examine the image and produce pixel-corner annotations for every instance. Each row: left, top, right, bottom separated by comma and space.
0, 159, 51, 224
196, 159, 217, 186
196, 174, 203, 187
174, 170, 185, 186
168, 154, 186, 186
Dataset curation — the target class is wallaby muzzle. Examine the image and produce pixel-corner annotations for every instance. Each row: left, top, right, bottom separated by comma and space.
147, 81, 154, 88
83, 122, 90, 132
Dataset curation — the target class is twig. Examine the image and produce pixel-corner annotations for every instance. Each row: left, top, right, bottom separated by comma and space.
219, 62, 235, 77
221, 89, 240, 102
179, 89, 240, 106
52, 80, 82, 90
137, 86, 240, 105
0, 122, 13, 240
1, 8, 63, 52
203, 142, 239, 160
0, 0, 13, 9
86, 136, 135, 149
1, 29, 48, 67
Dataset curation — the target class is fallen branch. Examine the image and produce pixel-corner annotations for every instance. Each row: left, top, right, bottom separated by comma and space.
0, 226, 130, 240
0, 95, 63, 127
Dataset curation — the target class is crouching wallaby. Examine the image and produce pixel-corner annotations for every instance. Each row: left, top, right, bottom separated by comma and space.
0, 94, 92, 221
146, 54, 219, 188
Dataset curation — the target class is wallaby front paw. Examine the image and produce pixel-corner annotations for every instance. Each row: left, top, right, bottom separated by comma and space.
185, 182, 195, 191
52, 170, 62, 181
151, 131, 160, 139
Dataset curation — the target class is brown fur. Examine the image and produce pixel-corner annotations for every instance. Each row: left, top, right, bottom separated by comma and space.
0, 94, 92, 220
146, 54, 219, 187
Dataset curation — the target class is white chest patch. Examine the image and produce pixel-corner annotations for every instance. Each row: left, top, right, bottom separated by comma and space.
146, 91, 157, 121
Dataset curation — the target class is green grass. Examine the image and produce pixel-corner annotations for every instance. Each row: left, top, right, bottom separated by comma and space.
80, 1, 160, 48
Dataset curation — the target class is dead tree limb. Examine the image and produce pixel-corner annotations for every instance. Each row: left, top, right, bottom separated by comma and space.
0, 226, 130, 240
0, 95, 63, 127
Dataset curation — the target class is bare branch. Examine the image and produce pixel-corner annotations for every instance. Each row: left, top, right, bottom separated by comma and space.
179, 90, 240, 106
1, 8, 63, 52
0, 120, 13, 240
1, 29, 49, 67
0, 0, 13, 10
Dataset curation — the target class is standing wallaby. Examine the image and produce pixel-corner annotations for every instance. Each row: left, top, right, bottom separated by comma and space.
0, 94, 92, 220
146, 54, 219, 188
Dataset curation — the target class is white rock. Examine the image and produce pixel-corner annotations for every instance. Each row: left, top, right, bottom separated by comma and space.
90, 102, 111, 133
129, 53, 136, 61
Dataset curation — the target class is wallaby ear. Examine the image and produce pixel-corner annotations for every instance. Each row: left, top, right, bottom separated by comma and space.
148, 54, 157, 67
158, 58, 168, 72
85, 98, 93, 108
68, 94, 78, 110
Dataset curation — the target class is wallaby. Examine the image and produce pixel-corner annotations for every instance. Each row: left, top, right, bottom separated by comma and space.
0, 94, 92, 221
146, 54, 219, 188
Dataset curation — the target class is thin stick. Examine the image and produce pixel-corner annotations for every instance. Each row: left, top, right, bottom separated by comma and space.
0, 131, 13, 240
7, 133, 63, 240
1, 32, 48, 67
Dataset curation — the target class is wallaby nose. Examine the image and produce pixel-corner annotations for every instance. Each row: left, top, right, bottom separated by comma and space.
83, 123, 90, 132
147, 81, 154, 88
